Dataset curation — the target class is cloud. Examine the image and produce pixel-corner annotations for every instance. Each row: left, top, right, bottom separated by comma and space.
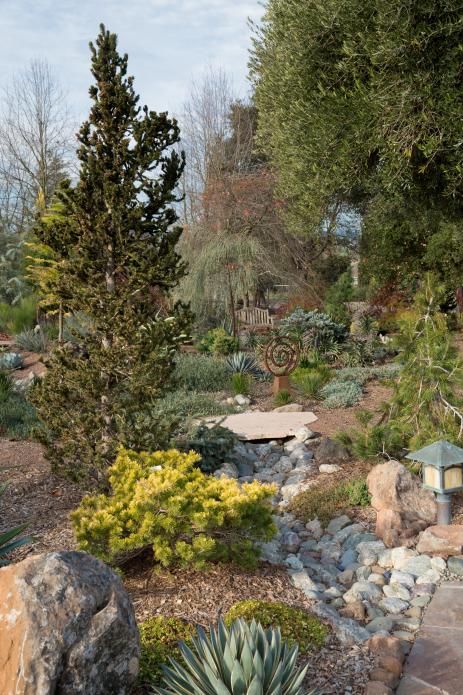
0, 0, 264, 121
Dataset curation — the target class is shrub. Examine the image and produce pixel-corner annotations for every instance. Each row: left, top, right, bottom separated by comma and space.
324, 269, 354, 326
72, 448, 276, 567
14, 328, 50, 353
231, 372, 252, 396
291, 366, 332, 399
279, 308, 347, 351
198, 328, 238, 355
336, 410, 405, 460
338, 336, 379, 367
224, 600, 329, 652
0, 352, 23, 370
320, 379, 363, 408
174, 353, 229, 392
139, 616, 194, 687
0, 295, 36, 334
288, 477, 370, 526
153, 617, 311, 695
274, 389, 292, 406
176, 423, 238, 474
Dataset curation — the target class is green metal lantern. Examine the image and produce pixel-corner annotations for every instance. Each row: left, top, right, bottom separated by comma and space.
406, 440, 463, 525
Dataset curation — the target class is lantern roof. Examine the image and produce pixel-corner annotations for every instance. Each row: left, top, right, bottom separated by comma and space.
406, 440, 463, 468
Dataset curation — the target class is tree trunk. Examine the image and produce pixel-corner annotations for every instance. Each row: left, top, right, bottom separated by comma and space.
58, 302, 64, 344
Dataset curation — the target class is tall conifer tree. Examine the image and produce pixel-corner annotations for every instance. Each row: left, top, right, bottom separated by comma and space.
31, 25, 191, 484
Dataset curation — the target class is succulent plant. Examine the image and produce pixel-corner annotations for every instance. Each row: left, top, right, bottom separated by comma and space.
226, 351, 265, 378
0, 484, 32, 565
154, 617, 312, 695
0, 352, 23, 370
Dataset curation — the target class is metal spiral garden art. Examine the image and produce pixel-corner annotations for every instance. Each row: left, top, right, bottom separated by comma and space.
264, 336, 300, 395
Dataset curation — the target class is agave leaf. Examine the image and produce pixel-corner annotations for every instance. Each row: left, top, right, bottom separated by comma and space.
252, 648, 264, 682
0, 523, 29, 548
178, 642, 217, 687
246, 674, 264, 695
283, 663, 308, 694
231, 660, 247, 694
241, 636, 255, 682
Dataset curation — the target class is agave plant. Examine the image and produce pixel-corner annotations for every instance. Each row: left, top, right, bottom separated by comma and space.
154, 617, 312, 695
226, 352, 265, 379
0, 483, 32, 565
0, 351, 23, 370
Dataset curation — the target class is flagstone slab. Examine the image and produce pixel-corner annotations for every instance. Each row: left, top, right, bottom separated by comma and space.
396, 582, 463, 695
205, 411, 317, 441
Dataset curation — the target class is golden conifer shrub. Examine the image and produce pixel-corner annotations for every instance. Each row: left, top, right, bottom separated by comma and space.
72, 448, 276, 568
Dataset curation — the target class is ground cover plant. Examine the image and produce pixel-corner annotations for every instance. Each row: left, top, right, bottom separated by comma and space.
153, 617, 311, 695
138, 616, 195, 688
224, 600, 329, 652
319, 379, 363, 409
288, 476, 371, 527
72, 447, 276, 567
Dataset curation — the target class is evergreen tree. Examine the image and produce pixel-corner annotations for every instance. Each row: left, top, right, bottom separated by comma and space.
250, 0, 463, 293
30, 25, 191, 484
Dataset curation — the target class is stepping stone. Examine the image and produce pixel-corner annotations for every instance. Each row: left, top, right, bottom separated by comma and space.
397, 582, 463, 695
205, 411, 317, 441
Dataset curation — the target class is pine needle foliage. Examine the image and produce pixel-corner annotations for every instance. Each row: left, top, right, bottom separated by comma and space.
387, 274, 463, 448
72, 448, 276, 568
29, 26, 191, 484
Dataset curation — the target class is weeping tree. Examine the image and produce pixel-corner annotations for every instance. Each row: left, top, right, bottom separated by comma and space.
179, 232, 268, 334
30, 25, 191, 484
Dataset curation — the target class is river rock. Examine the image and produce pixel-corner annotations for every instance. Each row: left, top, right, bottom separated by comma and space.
316, 437, 350, 465
0, 552, 139, 695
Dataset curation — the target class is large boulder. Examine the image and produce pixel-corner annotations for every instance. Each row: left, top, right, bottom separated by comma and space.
367, 461, 436, 547
0, 552, 139, 695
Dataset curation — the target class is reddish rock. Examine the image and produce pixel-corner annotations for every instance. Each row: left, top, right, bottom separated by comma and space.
416, 525, 463, 556
368, 461, 436, 546
377, 655, 404, 678
0, 552, 139, 695
369, 668, 399, 689
367, 634, 405, 663
365, 682, 393, 695
368, 461, 436, 522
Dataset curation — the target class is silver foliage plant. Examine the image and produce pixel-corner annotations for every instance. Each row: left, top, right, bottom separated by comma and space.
154, 617, 313, 695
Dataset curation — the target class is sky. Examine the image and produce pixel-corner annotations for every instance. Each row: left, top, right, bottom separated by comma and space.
0, 0, 263, 122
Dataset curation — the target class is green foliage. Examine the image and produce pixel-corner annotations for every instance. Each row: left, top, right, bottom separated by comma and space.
0, 372, 14, 400
319, 379, 363, 409
336, 418, 404, 460
14, 328, 50, 353
29, 27, 191, 484
176, 423, 238, 474
72, 448, 276, 567
198, 328, 238, 355
386, 274, 463, 448
324, 270, 354, 326
0, 387, 40, 439
174, 353, 230, 392
274, 390, 293, 407
0, 485, 32, 565
153, 617, 311, 695
139, 616, 195, 688
339, 337, 380, 367
250, 0, 463, 290
224, 601, 328, 653
231, 372, 252, 397
288, 477, 370, 526
291, 366, 332, 399
0, 352, 23, 370
0, 296, 36, 334
280, 309, 347, 351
